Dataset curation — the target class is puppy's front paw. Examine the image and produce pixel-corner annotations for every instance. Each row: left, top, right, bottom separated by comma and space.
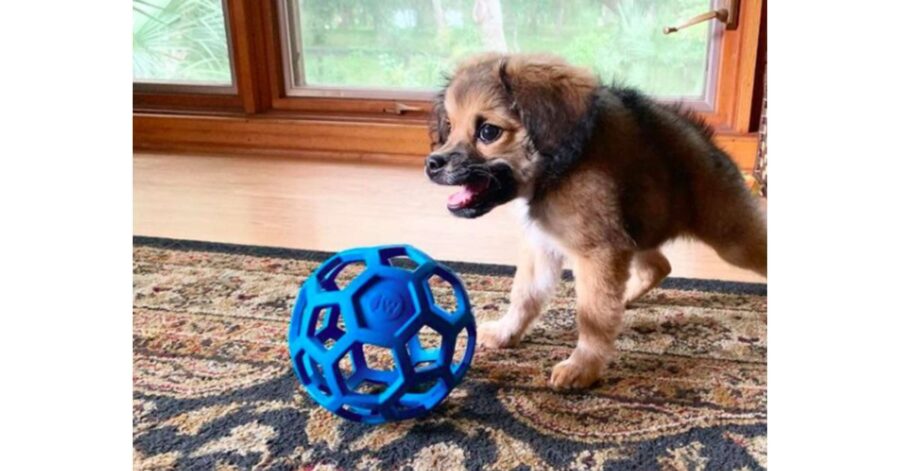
549, 357, 606, 390
477, 320, 519, 349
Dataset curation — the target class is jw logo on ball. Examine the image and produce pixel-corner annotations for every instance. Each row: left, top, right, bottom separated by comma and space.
367, 292, 404, 319
287, 245, 477, 424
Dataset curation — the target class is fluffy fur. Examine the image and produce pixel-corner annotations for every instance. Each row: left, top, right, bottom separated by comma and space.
426, 53, 767, 389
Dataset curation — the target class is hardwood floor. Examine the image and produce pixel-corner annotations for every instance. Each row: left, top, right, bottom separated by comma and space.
134, 152, 766, 283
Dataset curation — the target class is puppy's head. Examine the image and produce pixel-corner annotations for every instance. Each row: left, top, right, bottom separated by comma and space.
426, 53, 597, 218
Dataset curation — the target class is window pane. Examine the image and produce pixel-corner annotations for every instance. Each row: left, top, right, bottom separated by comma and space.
133, 0, 233, 86
288, 0, 715, 99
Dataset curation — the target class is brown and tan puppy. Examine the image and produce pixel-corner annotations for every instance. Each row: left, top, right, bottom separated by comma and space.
425, 53, 766, 389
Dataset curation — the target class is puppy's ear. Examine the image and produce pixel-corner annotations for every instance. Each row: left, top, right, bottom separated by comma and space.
429, 87, 450, 150
496, 56, 597, 158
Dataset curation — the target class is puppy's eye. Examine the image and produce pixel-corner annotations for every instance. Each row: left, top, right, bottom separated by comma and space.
477, 123, 502, 143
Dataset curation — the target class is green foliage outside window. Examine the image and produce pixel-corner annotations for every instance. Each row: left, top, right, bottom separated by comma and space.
133, 0, 712, 97
297, 0, 712, 97
133, 0, 233, 85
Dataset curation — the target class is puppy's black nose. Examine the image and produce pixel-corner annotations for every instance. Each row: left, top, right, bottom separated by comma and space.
426, 154, 448, 172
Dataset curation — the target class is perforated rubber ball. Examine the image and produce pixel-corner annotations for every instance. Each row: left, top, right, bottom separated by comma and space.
287, 245, 476, 424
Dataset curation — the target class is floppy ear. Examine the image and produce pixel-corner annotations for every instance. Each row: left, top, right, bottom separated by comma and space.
496, 56, 597, 160
429, 88, 450, 150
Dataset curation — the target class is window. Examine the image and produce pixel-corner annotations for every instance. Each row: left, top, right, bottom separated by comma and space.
281, 0, 718, 102
132, 0, 234, 87
134, 0, 764, 163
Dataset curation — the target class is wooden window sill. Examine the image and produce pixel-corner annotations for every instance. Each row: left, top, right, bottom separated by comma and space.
134, 111, 759, 172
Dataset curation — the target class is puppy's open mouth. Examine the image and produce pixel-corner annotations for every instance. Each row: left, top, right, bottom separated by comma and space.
446, 176, 491, 210
427, 161, 517, 218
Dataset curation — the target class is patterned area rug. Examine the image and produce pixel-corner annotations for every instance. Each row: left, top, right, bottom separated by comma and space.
133, 237, 767, 470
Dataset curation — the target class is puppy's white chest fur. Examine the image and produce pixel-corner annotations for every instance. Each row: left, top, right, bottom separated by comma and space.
514, 198, 566, 258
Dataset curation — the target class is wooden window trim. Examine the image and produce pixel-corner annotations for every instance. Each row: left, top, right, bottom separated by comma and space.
134, 0, 766, 168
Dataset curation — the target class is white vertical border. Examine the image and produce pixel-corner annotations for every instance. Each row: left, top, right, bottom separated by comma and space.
1, 2, 133, 469
770, 1, 900, 468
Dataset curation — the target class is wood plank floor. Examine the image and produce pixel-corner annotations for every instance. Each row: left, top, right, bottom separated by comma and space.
134, 152, 766, 283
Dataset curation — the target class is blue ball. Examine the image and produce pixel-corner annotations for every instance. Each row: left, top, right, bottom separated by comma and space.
287, 245, 477, 424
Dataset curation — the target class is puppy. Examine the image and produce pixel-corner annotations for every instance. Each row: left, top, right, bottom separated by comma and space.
425, 53, 767, 389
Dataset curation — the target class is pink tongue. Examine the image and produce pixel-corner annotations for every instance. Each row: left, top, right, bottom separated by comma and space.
448, 179, 489, 208
448, 187, 476, 207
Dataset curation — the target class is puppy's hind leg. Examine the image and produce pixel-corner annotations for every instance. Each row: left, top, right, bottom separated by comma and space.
624, 249, 671, 305
478, 242, 564, 349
